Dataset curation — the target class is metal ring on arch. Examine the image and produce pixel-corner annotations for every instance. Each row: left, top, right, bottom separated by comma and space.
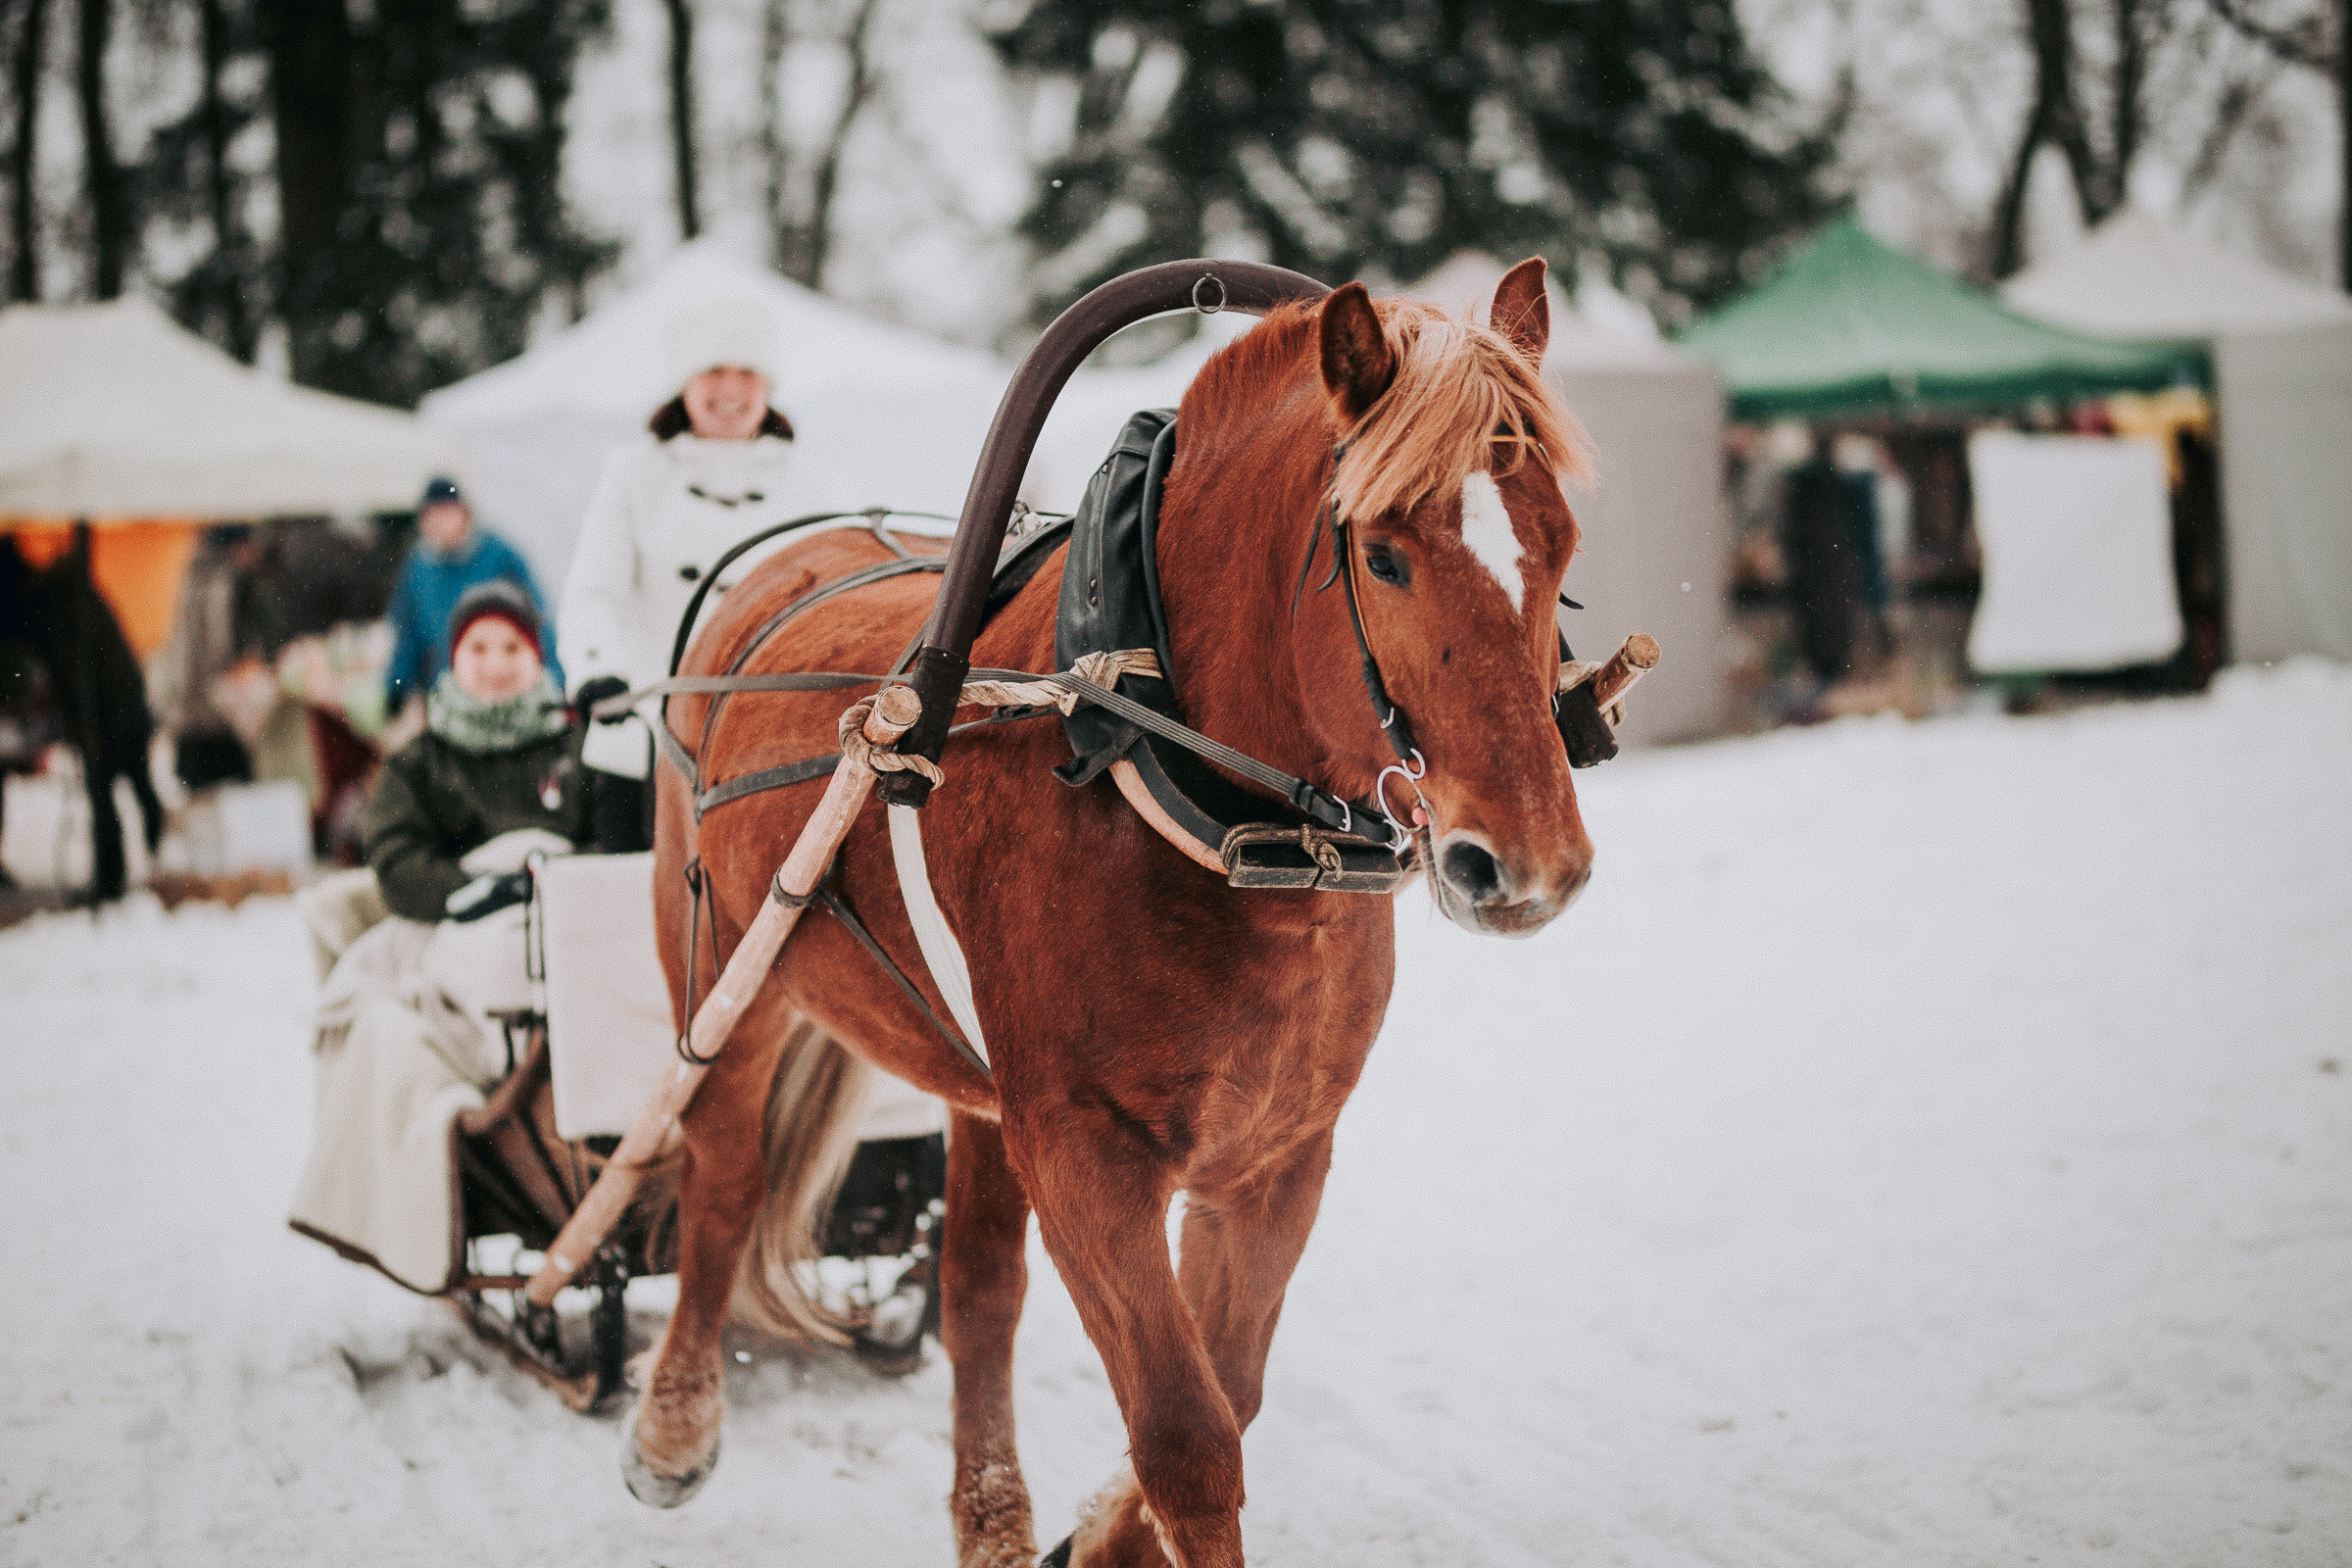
1192, 273, 1227, 315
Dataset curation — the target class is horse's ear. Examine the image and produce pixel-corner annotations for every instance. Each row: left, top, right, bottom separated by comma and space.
1490, 258, 1550, 368
1319, 282, 1396, 423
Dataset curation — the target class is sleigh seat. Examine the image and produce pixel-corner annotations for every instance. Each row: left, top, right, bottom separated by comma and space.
449, 851, 948, 1409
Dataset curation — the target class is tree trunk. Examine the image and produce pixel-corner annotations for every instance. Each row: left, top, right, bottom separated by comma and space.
790, 0, 879, 287
663, 0, 700, 240
2111, 0, 2147, 216
761, 0, 787, 268
75, 0, 128, 299
1987, 0, 2096, 277
197, 0, 253, 359
2340, 0, 2350, 289
265, 0, 351, 384
8, 0, 50, 301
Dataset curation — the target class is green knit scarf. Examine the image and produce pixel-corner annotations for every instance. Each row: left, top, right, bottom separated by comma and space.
426, 671, 572, 755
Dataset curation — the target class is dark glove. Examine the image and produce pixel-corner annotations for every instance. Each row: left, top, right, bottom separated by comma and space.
571, 674, 630, 725
445, 868, 532, 923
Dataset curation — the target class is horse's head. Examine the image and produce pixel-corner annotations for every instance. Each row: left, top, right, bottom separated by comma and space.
1303, 262, 1595, 936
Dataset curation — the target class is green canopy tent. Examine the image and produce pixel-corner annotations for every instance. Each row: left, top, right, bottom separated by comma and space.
1676, 217, 2205, 422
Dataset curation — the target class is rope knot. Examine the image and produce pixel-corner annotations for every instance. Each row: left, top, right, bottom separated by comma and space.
838, 696, 946, 785
1059, 649, 1160, 713
953, 649, 1161, 717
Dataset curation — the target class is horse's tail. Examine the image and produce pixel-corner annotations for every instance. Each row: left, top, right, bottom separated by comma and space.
729, 1014, 876, 1344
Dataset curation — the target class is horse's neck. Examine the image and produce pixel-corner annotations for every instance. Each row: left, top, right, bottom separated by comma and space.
1155, 391, 1337, 789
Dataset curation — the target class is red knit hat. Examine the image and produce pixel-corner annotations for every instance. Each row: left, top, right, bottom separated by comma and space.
446, 580, 542, 660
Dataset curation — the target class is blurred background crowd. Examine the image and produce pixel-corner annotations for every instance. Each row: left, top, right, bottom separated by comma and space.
0, 0, 2344, 911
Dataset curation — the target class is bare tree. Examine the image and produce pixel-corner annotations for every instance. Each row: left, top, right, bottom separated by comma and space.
762, 0, 882, 288
2179, 51, 2291, 197
194, 0, 253, 357
8, 0, 52, 300
75, 0, 129, 298
265, 0, 352, 381
1988, 0, 2104, 276
664, 0, 701, 239
2205, 0, 2344, 285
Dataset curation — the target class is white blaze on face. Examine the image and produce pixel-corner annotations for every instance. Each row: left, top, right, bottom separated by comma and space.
1457, 470, 1527, 612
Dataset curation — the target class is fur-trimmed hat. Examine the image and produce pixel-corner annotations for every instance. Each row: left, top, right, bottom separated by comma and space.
447, 579, 542, 658
663, 294, 782, 393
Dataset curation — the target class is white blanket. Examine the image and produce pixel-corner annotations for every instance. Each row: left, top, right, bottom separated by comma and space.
540, 850, 947, 1143
1966, 431, 2182, 674
287, 830, 564, 1293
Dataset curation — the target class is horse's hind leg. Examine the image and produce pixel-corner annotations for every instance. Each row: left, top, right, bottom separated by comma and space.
1061, 1133, 1334, 1568
1020, 1116, 1245, 1568
622, 984, 796, 1506
942, 1110, 1037, 1568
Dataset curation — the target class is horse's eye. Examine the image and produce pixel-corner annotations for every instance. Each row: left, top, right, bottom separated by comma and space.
1364, 546, 1409, 587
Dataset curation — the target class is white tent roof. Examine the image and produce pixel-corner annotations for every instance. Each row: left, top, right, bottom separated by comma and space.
416, 241, 1012, 586
419, 238, 1001, 427
2002, 210, 2352, 339
0, 298, 467, 520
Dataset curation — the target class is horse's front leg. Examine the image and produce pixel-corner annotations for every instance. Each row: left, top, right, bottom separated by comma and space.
1060, 1131, 1335, 1568
1018, 1111, 1244, 1568
942, 1109, 1038, 1568
621, 984, 795, 1506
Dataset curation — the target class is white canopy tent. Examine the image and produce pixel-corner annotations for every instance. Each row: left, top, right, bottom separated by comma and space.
418, 240, 1008, 589
0, 297, 467, 520
1400, 253, 1728, 746
2003, 212, 2352, 664
418, 240, 1292, 591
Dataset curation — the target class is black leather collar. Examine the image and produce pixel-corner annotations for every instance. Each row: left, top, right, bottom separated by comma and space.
1048, 411, 1401, 859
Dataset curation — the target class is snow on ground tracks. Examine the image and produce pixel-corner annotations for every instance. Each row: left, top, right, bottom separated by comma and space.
3, 662, 2348, 1566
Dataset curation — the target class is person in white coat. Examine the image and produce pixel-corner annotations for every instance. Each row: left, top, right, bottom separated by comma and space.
561, 295, 839, 852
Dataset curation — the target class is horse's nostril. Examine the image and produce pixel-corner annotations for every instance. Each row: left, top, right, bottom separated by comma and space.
1439, 838, 1508, 906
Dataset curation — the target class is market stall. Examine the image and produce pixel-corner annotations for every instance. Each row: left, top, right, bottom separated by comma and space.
2002, 210, 2352, 664
0, 297, 466, 898
1676, 218, 2210, 696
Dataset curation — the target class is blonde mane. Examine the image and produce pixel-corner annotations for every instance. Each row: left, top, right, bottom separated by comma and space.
1334, 299, 1592, 523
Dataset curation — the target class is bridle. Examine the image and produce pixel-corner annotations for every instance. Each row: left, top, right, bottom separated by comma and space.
1295, 433, 1611, 854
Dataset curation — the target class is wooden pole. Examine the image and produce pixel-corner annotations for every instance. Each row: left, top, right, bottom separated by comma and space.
1588, 632, 1660, 715
523, 684, 921, 1307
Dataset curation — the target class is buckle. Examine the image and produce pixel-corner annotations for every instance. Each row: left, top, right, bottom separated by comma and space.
1220, 823, 1406, 894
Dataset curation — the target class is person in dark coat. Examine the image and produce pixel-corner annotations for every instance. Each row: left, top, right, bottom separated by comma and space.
1780, 429, 1867, 685
0, 531, 165, 903
366, 581, 589, 923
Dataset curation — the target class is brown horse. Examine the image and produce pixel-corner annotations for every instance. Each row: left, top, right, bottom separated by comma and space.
636, 261, 1596, 1568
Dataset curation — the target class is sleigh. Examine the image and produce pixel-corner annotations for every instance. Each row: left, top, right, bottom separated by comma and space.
446, 850, 947, 1411
444, 260, 1671, 1558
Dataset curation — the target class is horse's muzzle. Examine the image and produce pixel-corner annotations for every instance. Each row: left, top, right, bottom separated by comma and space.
1431, 829, 1591, 936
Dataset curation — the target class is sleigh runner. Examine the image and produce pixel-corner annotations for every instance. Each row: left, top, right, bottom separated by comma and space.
290, 845, 950, 1410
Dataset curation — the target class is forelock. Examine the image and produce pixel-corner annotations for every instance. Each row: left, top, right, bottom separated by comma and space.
1328, 299, 1592, 524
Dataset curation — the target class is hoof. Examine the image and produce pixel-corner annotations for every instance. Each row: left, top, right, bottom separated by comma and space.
622, 1403, 718, 1508
1038, 1536, 1073, 1567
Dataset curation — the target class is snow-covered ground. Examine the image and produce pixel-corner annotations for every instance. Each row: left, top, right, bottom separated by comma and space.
5, 662, 2348, 1566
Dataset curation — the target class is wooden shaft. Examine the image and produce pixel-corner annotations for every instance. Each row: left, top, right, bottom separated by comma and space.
523, 687, 920, 1307
1588, 633, 1659, 716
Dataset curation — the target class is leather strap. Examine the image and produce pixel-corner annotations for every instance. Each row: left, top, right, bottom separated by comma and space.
814, 878, 990, 1078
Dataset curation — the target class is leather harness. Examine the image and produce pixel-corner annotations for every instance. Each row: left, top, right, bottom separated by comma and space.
613, 412, 1622, 1068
